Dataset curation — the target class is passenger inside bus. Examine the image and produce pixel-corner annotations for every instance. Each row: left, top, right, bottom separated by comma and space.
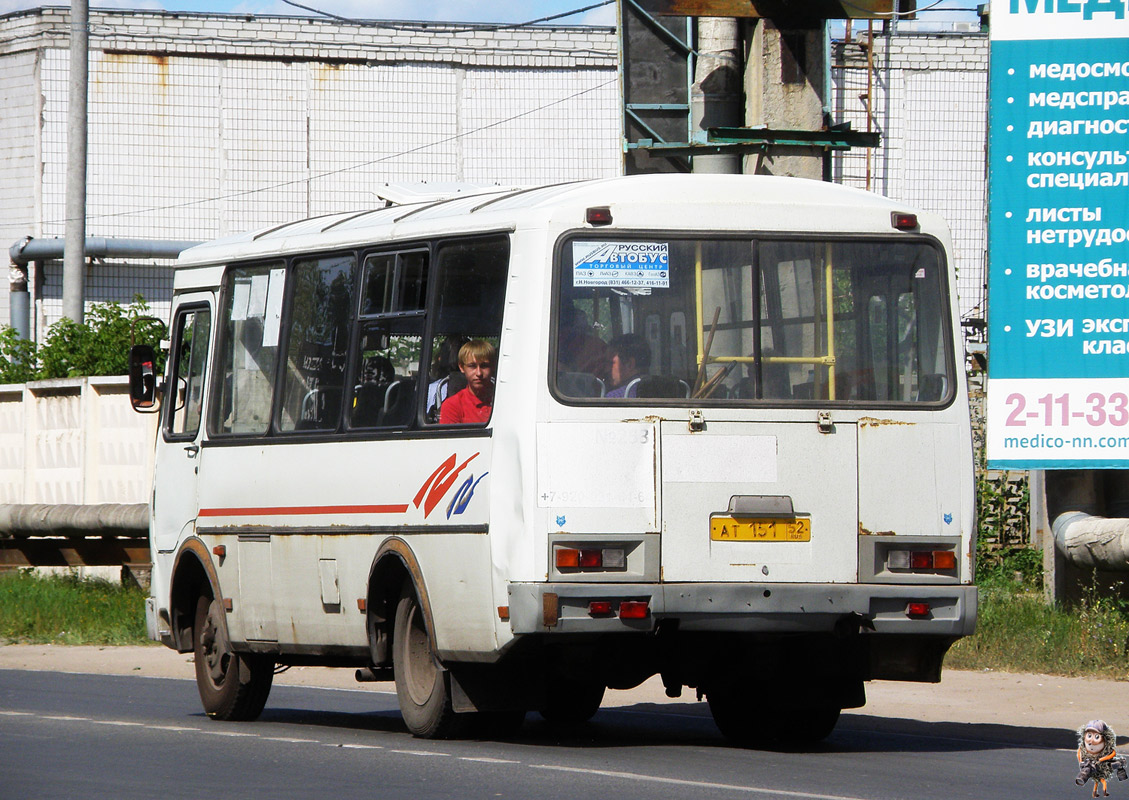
605, 334, 651, 399
426, 335, 469, 422
558, 303, 610, 382
439, 339, 496, 424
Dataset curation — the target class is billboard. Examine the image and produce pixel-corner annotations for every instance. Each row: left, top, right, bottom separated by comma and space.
986, 0, 1129, 468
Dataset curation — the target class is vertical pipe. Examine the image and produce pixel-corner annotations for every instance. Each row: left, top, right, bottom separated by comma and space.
62, 0, 88, 323
691, 17, 742, 175
9, 264, 30, 340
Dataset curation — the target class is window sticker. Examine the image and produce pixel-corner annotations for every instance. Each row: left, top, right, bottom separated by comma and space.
262, 268, 286, 347
230, 280, 250, 321
247, 273, 269, 318
572, 242, 669, 289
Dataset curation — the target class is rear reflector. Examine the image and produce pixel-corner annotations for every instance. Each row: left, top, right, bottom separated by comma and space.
619, 600, 649, 619
906, 602, 931, 618
588, 601, 613, 616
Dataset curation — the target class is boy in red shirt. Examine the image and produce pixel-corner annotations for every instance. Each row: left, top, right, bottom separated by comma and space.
439, 340, 496, 425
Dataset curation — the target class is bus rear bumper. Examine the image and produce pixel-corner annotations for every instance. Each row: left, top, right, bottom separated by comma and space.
507, 582, 977, 638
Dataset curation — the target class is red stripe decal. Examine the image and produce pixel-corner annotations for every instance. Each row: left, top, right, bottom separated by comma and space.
198, 504, 409, 517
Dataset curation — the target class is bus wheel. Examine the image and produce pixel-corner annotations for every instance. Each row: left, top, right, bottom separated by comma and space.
193, 594, 273, 721
539, 679, 605, 725
706, 685, 840, 747
393, 586, 460, 738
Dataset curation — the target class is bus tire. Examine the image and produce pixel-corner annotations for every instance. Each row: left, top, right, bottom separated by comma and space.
393, 586, 460, 739
193, 594, 273, 721
538, 679, 605, 725
706, 684, 840, 747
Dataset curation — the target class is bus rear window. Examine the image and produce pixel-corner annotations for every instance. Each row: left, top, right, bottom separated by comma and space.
554, 236, 953, 405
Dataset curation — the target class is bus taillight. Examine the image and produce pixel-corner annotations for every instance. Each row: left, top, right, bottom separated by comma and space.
887, 548, 957, 573
906, 602, 931, 618
588, 601, 613, 616
619, 601, 649, 619
555, 546, 627, 571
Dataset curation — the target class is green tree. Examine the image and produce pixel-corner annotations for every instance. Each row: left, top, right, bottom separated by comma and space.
0, 326, 37, 384
36, 299, 165, 379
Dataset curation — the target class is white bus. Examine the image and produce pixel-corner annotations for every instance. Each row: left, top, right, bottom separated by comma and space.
130, 174, 976, 744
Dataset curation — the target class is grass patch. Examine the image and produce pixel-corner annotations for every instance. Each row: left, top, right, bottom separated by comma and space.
947, 549, 1129, 680
947, 584, 1129, 678
0, 570, 150, 645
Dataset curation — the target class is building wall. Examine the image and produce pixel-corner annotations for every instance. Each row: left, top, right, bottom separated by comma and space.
0, 48, 39, 327
832, 32, 989, 326
0, 9, 619, 335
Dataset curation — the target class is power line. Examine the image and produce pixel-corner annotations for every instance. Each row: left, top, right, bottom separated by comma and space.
277, 0, 615, 31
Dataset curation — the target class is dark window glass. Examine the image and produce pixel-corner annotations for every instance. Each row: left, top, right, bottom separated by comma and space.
554, 237, 952, 405
424, 237, 510, 426
167, 307, 211, 438
348, 248, 431, 429
278, 254, 356, 432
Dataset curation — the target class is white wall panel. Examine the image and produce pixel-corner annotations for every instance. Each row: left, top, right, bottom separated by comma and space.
461, 69, 620, 184
307, 63, 461, 215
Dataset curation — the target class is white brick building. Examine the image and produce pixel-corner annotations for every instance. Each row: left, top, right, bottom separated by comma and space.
0, 7, 619, 334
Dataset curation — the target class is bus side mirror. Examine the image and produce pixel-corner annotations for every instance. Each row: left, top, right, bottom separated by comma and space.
129, 344, 160, 412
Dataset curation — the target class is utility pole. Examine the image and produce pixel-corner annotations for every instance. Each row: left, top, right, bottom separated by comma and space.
62, 0, 88, 324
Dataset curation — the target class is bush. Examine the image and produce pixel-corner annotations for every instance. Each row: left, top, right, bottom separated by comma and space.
0, 326, 37, 384
0, 298, 165, 382
37, 299, 165, 379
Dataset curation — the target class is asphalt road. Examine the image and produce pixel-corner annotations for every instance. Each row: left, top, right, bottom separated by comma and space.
0, 667, 1076, 800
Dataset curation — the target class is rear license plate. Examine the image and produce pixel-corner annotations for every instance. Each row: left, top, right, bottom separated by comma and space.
709, 516, 811, 542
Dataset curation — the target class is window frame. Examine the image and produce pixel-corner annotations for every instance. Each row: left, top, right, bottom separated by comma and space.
208, 258, 288, 439
163, 302, 213, 443
347, 244, 431, 431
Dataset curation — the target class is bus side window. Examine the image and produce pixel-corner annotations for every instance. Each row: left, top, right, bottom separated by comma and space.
277, 254, 355, 432
167, 307, 211, 438
424, 236, 509, 426
213, 263, 285, 435
348, 321, 423, 428
348, 249, 428, 430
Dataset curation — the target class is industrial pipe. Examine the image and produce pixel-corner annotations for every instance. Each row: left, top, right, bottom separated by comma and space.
1049, 470, 1129, 570
0, 503, 148, 537
9, 236, 201, 266
8, 262, 29, 340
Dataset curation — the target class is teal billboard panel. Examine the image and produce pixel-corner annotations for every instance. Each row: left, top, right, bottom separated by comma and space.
987, 0, 1129, 468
